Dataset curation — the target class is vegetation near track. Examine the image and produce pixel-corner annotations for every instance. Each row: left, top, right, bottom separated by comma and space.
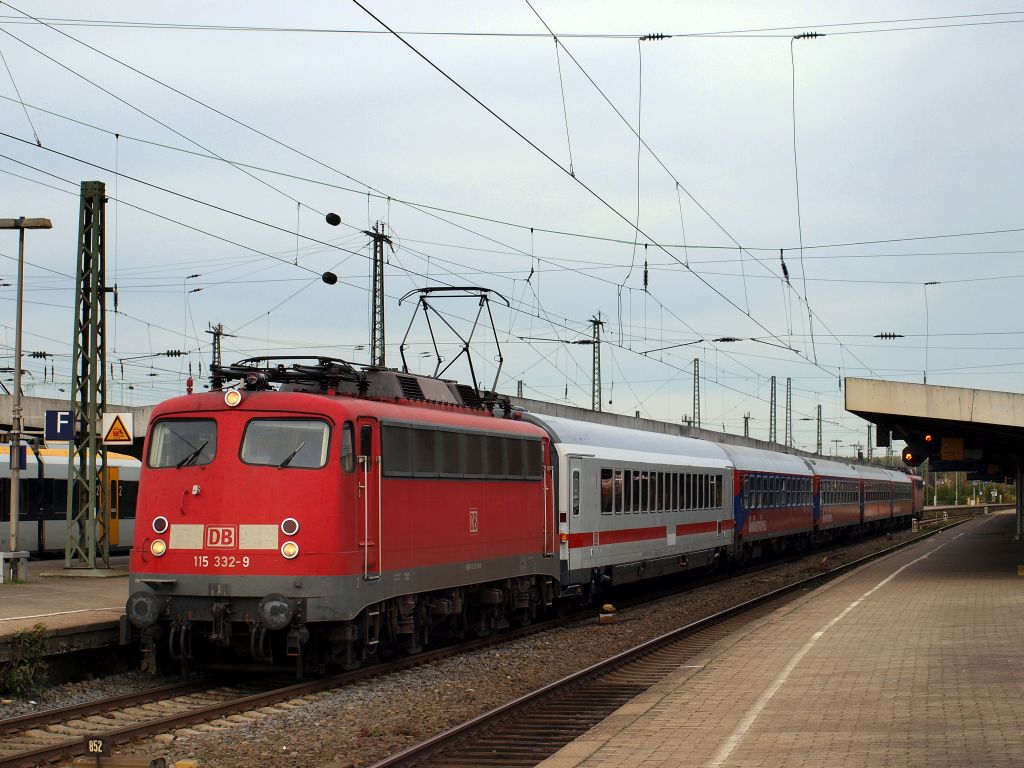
1, 623, 49, 696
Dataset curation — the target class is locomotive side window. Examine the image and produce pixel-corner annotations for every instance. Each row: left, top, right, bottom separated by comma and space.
148, 419, 217, 468
241, 419, 330, 468
463, 433, 486, 478
341, 422, 355, 472
507, 439, 526, 479
525, 439, 543, 480
438, 430, 462, 478
359, 424, 373, 459
382, 425, 412, 476
486, 438, 507, 478
413, 428, 438, 476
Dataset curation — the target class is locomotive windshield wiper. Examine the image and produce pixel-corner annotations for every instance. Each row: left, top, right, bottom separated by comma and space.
176, 440, 209, 468
278, 441, 305, 468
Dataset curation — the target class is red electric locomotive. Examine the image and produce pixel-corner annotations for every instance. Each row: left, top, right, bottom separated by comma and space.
126, 358, 559, 672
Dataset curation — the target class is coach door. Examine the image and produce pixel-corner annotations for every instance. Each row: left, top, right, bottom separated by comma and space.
106, 467, 120, 546
356, 418, 382, 580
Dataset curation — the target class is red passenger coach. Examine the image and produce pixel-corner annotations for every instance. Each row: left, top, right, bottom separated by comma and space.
127, 360, 558, 672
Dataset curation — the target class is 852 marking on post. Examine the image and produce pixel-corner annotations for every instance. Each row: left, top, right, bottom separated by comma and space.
84, 734, 110, 766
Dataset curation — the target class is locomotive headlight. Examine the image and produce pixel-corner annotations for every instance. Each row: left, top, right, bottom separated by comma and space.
224, 389, 243, 407
150, 539, 167, 557
152, 516, 169, 535
281, 517, 300, 536
280, 541, 300, 559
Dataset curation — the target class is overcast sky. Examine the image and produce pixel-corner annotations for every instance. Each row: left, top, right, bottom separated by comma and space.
1, 1, 1022, 455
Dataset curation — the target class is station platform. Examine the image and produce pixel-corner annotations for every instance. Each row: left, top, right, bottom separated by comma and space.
540, 511, 1024, 768
0, 557, 128, 663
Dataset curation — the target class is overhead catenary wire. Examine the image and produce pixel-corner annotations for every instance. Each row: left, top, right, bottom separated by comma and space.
351, 0, 846, 384
4, 92, 1021, 260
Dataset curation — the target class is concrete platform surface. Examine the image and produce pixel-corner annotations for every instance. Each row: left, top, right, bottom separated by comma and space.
0, 557, 128, 660
539, 512, 1024, 768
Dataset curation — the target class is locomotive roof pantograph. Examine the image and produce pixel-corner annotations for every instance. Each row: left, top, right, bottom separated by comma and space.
207, 355, 513, 414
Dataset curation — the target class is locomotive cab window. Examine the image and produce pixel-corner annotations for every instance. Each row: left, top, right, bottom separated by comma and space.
148, 419, 217, 468
241, 419, 330, 469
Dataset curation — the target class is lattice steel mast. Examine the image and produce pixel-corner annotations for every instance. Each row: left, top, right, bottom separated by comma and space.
590, 315, 604, 412
692, 358, 701, 429
66, 181, 109, 569
366, 222, 393, 368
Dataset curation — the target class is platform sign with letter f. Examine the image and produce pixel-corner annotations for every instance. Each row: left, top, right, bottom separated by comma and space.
45, 410, 74, 442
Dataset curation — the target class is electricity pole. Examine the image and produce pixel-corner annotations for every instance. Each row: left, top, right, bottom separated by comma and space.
769, 376, 777, 443
692, 358, 701, 429
66, 181, 109, 570
785, 377, 793, 448
0, 216, 52, 582
366, 222, 393, 368
816, 404, 823, 455
590, 315, 604, 412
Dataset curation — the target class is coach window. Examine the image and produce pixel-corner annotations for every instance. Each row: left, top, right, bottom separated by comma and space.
613, 469, 624, 513
715, 476, 723, 508
600, 469, 613, 514
633, 470, 643, 513
148, 419, 217, 468
241, 419, 330, 468
572, 468, 581, 516
623, 469, 633, 513
672, 473, 680, 512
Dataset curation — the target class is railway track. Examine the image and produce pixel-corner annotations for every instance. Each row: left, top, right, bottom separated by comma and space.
0, 615, 577, 768
367, 518, 967, 768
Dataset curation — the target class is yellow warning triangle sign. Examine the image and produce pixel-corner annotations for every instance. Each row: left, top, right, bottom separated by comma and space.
104, 415, 131, 442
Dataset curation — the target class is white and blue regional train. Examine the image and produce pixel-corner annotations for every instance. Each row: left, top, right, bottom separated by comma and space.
0, 445, 140, 556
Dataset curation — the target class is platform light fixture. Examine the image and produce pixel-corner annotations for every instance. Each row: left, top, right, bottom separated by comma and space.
1, 217, 52, 583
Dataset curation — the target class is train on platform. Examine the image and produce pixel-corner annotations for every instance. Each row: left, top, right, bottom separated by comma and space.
124, 358, 923, 674
0, 445, 140, 556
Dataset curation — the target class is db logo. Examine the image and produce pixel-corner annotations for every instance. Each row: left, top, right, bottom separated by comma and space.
205, 525, 237, 549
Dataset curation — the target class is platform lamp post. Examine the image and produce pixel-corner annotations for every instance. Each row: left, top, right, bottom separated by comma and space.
2, 217, 52, 583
